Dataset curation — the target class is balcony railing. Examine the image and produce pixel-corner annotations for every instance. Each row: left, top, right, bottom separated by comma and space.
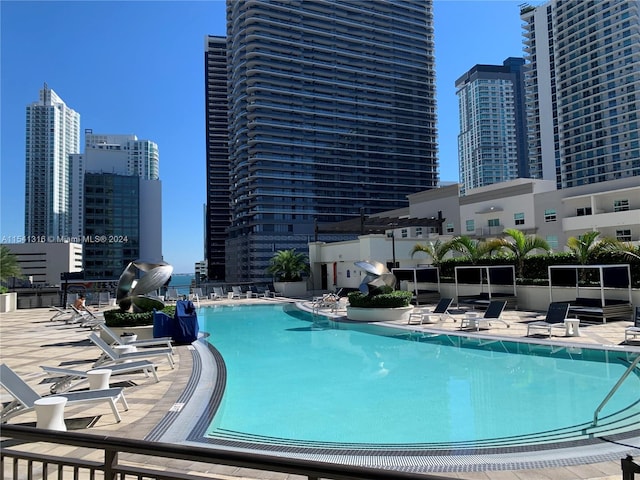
0, 424, 452, 480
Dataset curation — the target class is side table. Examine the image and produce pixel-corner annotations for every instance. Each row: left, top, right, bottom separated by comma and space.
35, 396, 67, 431
564, 318, 581, 337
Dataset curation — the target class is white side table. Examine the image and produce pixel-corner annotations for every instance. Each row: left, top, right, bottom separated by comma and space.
87, 368, 112, 390
35, 396, 67, 431
564, 318, 581, 337
462, 311, 480, 329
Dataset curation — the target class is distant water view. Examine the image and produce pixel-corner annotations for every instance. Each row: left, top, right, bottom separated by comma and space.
169, 273, 194, 296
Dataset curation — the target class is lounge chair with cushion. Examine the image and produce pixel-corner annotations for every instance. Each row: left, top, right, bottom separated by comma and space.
40, 361, 159, 394
0, 363, 128, 424
96, 323, 173, 352
88, 333, 175, 369
408, 297, 454, 325
625, 306, 640, 344
526, 302, 571, 337
460, 300, 509, 331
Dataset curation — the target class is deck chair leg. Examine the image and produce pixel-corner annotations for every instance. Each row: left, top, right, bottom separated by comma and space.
119, 392, 129, 412
147, 366, 160, 382
166, 354, 175, 369
108, 399, 122, 423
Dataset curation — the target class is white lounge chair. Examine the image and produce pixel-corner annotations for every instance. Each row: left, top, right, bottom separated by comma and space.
40, 361, 159, 394
49, 306, 77, 322
408, 297, 454, 325
88, 333, 175, 369
98, 292, 111, 307
460, 300, 509, 331
96, 323, 173, 352
230, 286, 243, 299
210, 287, 225, 300
625, 306, 640, 344
165, 288, 179, 302
526, 302, 571, 337
0, 364, 128, 424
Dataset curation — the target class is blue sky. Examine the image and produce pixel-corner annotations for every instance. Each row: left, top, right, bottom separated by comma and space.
0, 1, 541, 274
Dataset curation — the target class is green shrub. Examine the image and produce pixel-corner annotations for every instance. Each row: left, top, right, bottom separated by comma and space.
104, 305, 176, 327
348, 289, 412, 308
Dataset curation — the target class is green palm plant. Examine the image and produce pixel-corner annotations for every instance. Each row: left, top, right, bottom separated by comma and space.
266, 249, 310, 282
566, 231, 626, 265
0, 246, 22, 286
495, 228, 550, 278
448, 235, 502, 264
409, 239, 453, 267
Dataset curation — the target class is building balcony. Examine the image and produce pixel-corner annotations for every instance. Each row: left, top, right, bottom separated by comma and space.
562, 209, 640, 232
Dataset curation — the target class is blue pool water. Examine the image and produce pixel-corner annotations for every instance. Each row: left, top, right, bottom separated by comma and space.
200, 304, 640, 447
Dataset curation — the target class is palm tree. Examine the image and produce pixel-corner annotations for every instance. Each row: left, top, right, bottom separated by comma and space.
0, 246, 21, 285
410, 239, 453, 267
495, 228, 550, 278
266, 249, 310, 282
566, 231, 625, 265
448, 235, 502, 264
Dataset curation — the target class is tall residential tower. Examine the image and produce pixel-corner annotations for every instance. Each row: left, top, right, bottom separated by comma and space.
205, 35, 229, 281
220, 0, 438, 283
521, 0, 640, 188
24, 84, 80, 238
456, 58, 528, 195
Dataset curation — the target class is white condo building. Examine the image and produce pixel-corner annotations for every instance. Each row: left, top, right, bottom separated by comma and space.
521, 0, 640, 187
24, 84, 80, 238
456, 58, 528, 196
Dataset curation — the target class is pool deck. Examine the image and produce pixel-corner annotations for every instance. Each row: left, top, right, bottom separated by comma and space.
1, 296, 639, 480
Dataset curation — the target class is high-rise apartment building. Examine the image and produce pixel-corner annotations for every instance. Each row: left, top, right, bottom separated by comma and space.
24, 84, 80, 238
521, 0, 640, 188
219, 0, 438, 283
456, 58, 528, 195
205, 36, 229, 281
70, 130, 162, 279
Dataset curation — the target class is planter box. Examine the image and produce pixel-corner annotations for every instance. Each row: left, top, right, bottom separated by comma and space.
0, 292, 17, 312
273, 281, 307, 297
346, 305, 414, 322
102, 325, 154, 341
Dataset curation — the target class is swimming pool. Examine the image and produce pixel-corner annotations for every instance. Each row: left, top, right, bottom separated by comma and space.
196, 304, 640, 453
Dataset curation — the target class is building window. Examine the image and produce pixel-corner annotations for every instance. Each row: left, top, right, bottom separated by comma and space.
546, 235, 559, 250
514, 212, 525, 225
488, 218, 500, 227
544, 209, 557, 222
415, 227, 423, 237
616, 229, 632, 241
576, 207, 592, 216
401, 229, 408, 239
466, 220, 475, 232
446, 223, 454, 234
614, 199, 629, 212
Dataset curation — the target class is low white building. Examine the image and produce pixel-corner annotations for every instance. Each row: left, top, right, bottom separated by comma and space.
2, 242, 83, 286
308, 177, 640, 291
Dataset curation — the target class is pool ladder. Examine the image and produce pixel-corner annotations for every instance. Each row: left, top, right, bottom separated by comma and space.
592, 353, 640, 427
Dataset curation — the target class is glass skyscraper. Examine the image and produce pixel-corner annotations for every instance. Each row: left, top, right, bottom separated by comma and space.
220, 0, 438, 283
456, 58, 528, 196
24, 84, 80, 238
521, 0, 640, 188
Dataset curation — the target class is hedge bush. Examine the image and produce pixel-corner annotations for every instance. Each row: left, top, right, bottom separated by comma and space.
104, 305, 176, 327
347, 289, 413, 308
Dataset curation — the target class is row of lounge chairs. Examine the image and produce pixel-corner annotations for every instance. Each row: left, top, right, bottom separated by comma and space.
405, 298, 640, 342
1, 322, 176, 427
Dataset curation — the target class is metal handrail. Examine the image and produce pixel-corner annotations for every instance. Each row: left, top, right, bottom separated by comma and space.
592, 354, 640, 426
0, 424, 453, 480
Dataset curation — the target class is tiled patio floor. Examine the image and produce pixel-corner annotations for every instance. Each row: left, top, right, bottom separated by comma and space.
1, 297, 638, 479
